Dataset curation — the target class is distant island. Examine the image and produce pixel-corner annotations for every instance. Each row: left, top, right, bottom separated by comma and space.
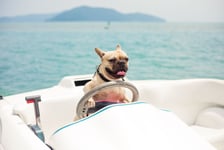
49, 6, 165, 22
0, 6, 165, 22
0, 14, 56, 23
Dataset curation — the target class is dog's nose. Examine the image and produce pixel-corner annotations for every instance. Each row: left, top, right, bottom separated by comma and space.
118, 60, 125, 65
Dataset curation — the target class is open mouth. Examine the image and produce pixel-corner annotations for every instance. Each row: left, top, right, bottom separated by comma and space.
105, 67, 127, 78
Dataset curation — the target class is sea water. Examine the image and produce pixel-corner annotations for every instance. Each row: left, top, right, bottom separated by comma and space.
0, 22, 224, 96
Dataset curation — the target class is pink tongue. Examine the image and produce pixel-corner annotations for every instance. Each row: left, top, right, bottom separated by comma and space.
117, 71, 126, 76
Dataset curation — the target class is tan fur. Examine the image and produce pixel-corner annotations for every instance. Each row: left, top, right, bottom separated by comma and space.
74, 44, 129, 120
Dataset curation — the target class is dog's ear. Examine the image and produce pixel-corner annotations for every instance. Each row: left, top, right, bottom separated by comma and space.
95, 48, 105, 58
116, 44, 121, 51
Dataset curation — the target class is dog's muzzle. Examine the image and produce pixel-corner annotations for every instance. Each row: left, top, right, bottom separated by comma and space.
106, 62, 128, 79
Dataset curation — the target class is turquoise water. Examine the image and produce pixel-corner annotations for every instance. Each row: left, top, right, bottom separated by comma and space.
0, 22, 224, 96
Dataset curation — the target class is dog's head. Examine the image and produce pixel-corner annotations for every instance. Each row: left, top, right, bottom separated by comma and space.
95, 44, 129, 80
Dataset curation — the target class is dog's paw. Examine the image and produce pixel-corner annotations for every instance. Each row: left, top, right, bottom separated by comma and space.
85, 99, 96, 108
123, 98, 131, 103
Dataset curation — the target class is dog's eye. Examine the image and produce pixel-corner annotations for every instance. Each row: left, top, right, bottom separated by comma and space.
125, 58, 129, 62
108, 58, 116, 63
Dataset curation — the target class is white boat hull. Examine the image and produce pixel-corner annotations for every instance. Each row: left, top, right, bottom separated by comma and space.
1, 75, 224, 150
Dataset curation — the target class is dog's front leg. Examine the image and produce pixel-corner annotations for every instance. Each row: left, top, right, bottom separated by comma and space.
73, 98, 95, 121
86, 97, 96, 108
123, 96, 131, 103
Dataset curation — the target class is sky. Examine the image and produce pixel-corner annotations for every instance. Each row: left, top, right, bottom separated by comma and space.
0, 0, 224, 22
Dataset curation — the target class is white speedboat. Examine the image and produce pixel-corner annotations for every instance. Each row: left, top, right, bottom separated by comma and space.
0, 75, 224, 150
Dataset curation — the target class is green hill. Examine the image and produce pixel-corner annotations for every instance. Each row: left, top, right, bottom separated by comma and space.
49, 6, 165, 22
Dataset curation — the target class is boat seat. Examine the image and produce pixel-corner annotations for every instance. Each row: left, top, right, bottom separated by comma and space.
13, 97, 77, 142
48, 102, 215, 150
192, 106, 224, 150
191, 126, 224, 150
135, 79, 224, 150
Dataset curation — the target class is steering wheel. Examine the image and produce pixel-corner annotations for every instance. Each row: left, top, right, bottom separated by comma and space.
76, 81, 139, 119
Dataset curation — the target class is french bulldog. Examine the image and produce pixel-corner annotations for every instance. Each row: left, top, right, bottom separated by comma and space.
74, 44, 130, 120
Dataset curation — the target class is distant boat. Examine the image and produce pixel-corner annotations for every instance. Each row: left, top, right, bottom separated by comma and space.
104, 21, 111, 30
